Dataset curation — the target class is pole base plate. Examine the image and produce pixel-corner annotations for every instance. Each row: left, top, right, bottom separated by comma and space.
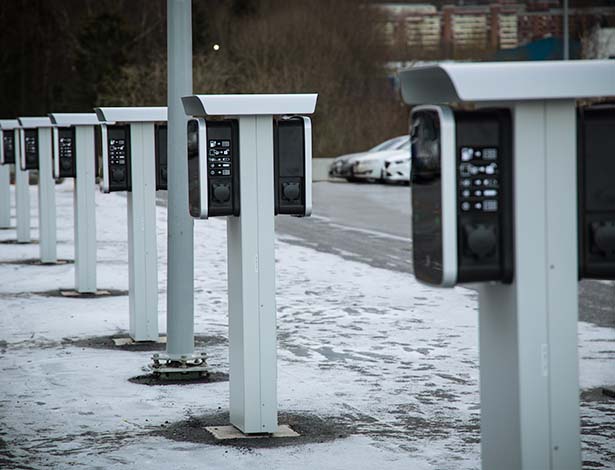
602, 386, 615, 399
60, 289, 112, 298
149, 352, 209, 380
113, 336, 167, 346
38, 259, 71, 266
206, 425, 300, 440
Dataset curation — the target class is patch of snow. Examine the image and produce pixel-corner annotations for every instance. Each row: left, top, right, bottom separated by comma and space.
0, 181, 613, 469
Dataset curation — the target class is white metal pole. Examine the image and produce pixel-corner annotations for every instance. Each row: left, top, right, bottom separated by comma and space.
74, 126, 97, 293
15, 129, 30, 243
37, 127, 57, 263
542, 99, 580, 469
128, 122, 159, 342
0, 164, 10, 228
478, 100, 580, 470
15, 166, 30, 243
166, 0, 195, 358
228, 115, 278, 434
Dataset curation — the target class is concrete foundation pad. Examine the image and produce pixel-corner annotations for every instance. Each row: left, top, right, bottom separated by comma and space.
112, 336, 167, 346
153, 366, 209, 381
60, 289, 111, 298
38, 259, 71, 266
0, 258, 71, 265
206, 425, 300, 440
602, 386, 615, 399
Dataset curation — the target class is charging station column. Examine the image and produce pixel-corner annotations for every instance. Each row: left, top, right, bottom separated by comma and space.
37, 125, 57, 263
399, 60, 614, 470
49, 113, 100, 293
478, 100, 580, 469
96, 107, 166, 342
128, 122, 159, 341
0, 164, 9, 228
227, 114, 278, 434
15, 168, 30, 242
0, 121, 20, 230
15, 128, 30, 243
74, 125, 97, 292
182, 93, 317, 431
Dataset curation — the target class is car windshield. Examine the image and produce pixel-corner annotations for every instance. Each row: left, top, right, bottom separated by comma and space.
369, 135, 408, 153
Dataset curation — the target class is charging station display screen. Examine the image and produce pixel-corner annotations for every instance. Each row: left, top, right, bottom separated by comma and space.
275, 119, 306, 215
187, 119, 201, 218
3, 132, 15, 164
582, 111, 615, 213
95, 126, 102, 180
24, 129, 39, 170
56, 127, 76, 178
579, 105, 615, 278
156, 124, 167, 190
454, 110, 513, 284
411, 110, 443, 284
106, 125, 131, 192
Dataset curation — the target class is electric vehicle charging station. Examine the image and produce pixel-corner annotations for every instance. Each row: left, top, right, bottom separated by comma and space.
1, 120, 30, 242
0, 120, 20, 230
94, 106, 167, 342
182, 93, 316, 435
400, 60, 615, 470
18, 117, 57, 262
48, 113, 100, 293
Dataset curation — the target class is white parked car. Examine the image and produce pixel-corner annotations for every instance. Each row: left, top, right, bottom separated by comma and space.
382, 148, 411, 184
351, 139, 410, 183
329, 135, 409, 182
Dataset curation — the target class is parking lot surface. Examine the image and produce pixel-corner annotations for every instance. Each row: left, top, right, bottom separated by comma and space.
0, 182, 613, 469
277, 181, 615, 329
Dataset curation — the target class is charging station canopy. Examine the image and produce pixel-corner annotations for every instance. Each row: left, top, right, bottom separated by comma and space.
182, 94, 317, 116
400, 60, 615, 104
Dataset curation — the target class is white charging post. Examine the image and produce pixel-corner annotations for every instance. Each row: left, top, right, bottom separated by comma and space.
399, 60, 615, 470
49, 113, 100, 293
11, 122, 30, 243
0, 165, 8, 228
0, 154, 8, 229
182, 94, 317, 434
95, 107, 166, 342
18, 117, 56, 262
0, 120, 20, 229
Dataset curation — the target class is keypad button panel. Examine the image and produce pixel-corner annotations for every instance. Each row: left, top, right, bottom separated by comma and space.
3, 134, 15, 164
23, 130, 39, 169
109, 139, 127, 165
458, 146, 499, 213
208, 139, 233, 177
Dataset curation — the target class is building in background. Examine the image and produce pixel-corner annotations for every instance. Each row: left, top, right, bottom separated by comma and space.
443, 4, 488, 50
378, 1, 615, 56
583, 26, 615, 59
382, 4, 442, 50
490, 3, 520, 49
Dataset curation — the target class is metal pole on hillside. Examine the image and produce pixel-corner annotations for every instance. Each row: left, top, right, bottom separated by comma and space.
165, 0, 198, 364
563, 0, 570, 60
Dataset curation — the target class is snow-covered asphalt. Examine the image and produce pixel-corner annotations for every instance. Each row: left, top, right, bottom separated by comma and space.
0, 181, 614, 469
